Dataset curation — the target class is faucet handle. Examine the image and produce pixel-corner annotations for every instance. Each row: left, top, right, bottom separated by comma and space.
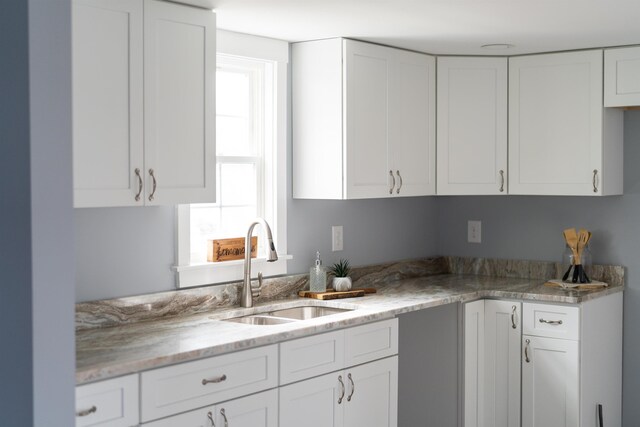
252, 272, 263, 297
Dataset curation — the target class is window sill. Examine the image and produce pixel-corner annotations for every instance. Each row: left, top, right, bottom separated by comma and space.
173, 255, 292, 288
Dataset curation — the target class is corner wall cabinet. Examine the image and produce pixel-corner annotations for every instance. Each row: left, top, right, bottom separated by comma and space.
508, 50, 623, 196
292, 38, 436, 199
464, 294, 623, 427
605, 46, 640, 107
437, 57, 508, 195
72, 0, 216, 207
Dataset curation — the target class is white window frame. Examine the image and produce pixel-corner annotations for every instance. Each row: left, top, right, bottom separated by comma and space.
174, 30, 289, 288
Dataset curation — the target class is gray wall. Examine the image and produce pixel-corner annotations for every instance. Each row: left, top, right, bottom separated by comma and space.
437, 110, 640, 426
0, 0, 75, 424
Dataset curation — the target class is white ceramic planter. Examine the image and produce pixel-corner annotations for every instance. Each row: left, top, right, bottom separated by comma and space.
332, 277, 352, 292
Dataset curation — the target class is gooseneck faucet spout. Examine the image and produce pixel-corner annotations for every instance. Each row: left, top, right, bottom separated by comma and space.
241, 218, 278, 308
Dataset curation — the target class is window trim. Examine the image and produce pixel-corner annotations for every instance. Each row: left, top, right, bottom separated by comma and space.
174, 30, 289, 288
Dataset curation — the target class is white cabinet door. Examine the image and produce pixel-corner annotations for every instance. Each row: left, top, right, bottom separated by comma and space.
464, 300, 485, 427
389, 50, 436, 197
72, 0, 144, 208
279, 371, 344, 427
437, 57, 508, 195
484, 301, 521, 427
215, 389, 278, 427
509, 50, 622, 196
522, 336, 579, 427
144, 0, 216, 205
344, 40, 392, 199
343, 356, 398, 427
605, 46, 640, 107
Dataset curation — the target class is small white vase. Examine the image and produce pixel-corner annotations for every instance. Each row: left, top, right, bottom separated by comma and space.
332, 277, 352, 292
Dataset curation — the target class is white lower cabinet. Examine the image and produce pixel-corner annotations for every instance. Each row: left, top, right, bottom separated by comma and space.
143, 388, 278, 427
464, 294, 623, 427
75, 374, 139, 427
279, 356, 398, 427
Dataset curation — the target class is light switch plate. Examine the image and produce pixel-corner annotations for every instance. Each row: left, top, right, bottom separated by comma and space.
332, 226, 343, 251
468, 220, 481, 243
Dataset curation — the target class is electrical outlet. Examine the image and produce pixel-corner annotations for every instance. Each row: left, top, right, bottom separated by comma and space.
468, 220, 482, 243
332, 226, 343, 251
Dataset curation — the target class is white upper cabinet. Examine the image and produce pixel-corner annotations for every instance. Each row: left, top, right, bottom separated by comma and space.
605, 46, 640, 107
292, 38, 435, 199
509, 50, 623, 196
437, 57, 508, 195
73, 0, 144, 207
72, 0, 215, 207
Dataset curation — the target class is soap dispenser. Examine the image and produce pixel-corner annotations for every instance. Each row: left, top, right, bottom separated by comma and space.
309, 251, 327, 293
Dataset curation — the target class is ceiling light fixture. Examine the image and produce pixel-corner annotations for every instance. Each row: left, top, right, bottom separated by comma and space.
481, 43, 514, 50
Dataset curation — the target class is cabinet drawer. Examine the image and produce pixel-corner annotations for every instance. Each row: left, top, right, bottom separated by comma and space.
280, 329, 344, 385
75, 374, 139, 427
140, 344, 278, 422
345, 318, 399, 367
523, 303, 580, 340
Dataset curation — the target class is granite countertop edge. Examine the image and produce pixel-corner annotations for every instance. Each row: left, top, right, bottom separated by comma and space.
76, 274, 623, 385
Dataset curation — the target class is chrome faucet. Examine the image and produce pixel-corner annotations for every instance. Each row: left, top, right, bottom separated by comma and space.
241, 218, 278, 307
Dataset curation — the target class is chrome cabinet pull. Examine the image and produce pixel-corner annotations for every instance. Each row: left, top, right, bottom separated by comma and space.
524, 339, 531, 363
396, 171, 403, 194
220, 408, 228, 427
511, 305, 517, 329
207, 411, 216, 427
499, 170, 505, 193
76, 405, 97, 417
389, 170, 395, 194
593, 169, 598, 193
202, 374, 227, 385
338, 375, 345, 404
539, 318, 563, 325
134, 168, 143, 202
347, 373, 355, 402
148, 168, 157, 201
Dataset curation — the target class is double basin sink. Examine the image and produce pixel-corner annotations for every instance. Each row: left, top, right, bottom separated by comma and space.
223, 305, 353, 325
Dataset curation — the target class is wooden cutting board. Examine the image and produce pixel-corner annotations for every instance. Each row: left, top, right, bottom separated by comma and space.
298, 288, 377, 300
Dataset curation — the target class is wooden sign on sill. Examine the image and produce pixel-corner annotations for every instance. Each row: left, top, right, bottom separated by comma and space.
207, 237, 257, 262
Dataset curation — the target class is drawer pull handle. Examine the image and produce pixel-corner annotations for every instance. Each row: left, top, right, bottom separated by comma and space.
148, 168, 157, 201
396, 171, 403, 194
539, 318, 563, 325
76, 405, 97, 417
499, 170, 505, 193
524, 339, 531, 363
207, 411, 216, 427
134, 168, 143, 202
202, 374, 227, 385
338, 375, 345, 404
511, 305, 517, 329
347, 373, 355, 402
220, 408, 228, 427
593, 169, 598, 193
389, 170, 395, 194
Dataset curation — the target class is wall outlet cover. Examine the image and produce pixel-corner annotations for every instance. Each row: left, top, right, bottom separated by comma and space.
332, 225, 343, 251
468, 220, 481, 243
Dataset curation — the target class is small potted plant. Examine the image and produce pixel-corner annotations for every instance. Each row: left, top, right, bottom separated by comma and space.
329, 259, 352, 292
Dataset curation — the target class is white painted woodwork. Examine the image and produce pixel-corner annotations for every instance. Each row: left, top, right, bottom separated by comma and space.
509, 50, 623, 196
292, 38, 435, 199
343, 356, 399, 427
484, 300, 521, 427
140, 344, 277, 422
144, 0, 216, 205
523, 302, 580, 340
605, 46, 640, 107
437, 57, 508, 195
143, 389, 278, 427
72, 0, 144, 207
521, 336, 579, 427
279, 370, 344, 427
464, 300, 485, 427
280, 329, 345, 385
344, 318, 399, 367
75, 374, 139, 427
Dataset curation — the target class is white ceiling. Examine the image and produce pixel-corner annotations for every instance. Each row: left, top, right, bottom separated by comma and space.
211, 0, 640, 56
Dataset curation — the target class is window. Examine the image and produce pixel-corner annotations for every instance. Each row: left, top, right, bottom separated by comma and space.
175, 31, 288, 288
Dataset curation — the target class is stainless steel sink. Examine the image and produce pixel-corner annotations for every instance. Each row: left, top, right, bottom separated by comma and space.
267, 306, 351, 320
221, 305, 354, 325
223, 315, 295, 325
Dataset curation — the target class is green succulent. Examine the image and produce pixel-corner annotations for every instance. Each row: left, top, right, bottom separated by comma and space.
329, 259, 351, 278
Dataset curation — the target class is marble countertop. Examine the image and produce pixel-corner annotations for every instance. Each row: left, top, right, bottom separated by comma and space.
76, 272, 623, 385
